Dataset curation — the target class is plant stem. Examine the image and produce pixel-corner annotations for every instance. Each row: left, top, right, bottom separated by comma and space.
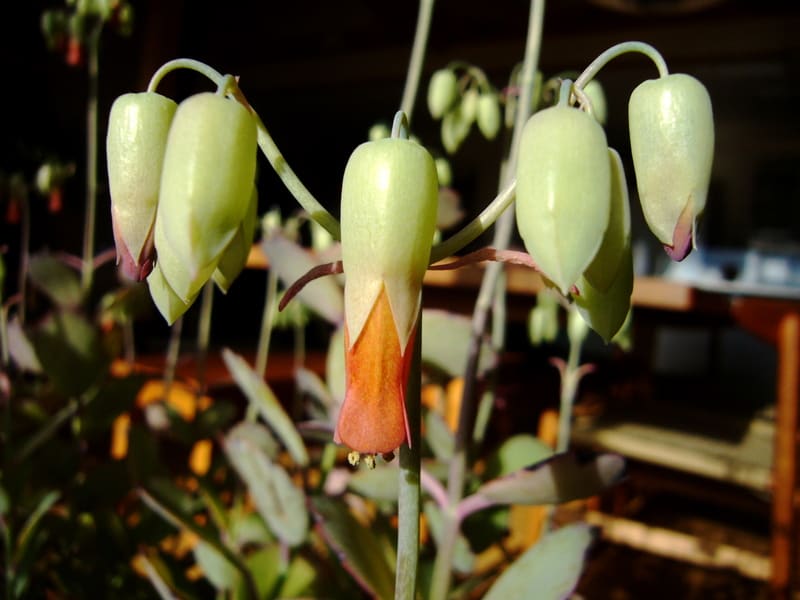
399, 0, 435, 125
81, 23, 101, 294
573, 41, 668, 92
195, 281, 214, 394
395, 325, 422, 600
428, 2, 545, 599
163, 316, 183, 395
146, 58, 340, 239
249, 268, 279, 421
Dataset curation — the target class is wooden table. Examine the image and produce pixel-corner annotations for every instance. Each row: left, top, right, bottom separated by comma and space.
424, 265, 800, 598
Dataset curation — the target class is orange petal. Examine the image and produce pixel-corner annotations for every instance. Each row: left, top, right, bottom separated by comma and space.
334, 286, 413, 454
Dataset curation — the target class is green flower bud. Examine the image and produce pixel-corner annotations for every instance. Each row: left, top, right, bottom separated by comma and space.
368, 123, 390, 141
461, 89, 479, 124
516, 105, 611, 294
628, 73, 714, 260
584, 79, 607, 125
574, 244, 633, 343
441, 107, 471, 155
106, 92, 176, 280
156, 92, 257, 301
574, 150, 634, 342
212, 186, 258, 293
341, 137, 438, 352
427, 68, 459, 119
528, 291, 559, 346
583, 149, 630, 293
435, 157, 452, 188
476, 92, 502, 140
147, 262, 197, 325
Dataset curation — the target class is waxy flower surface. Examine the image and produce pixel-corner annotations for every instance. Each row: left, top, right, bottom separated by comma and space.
335, 137, 438, 455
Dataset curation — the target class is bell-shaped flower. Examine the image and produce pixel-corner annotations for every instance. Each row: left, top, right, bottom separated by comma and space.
574, 149, 634, 342
155, 92, 257, 301
106, 92, 176, 280
628, 73, 714, 261
516, 104, 611, 294
335, 137, 438, 455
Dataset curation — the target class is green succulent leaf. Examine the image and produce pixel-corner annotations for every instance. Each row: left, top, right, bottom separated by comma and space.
483, 523, 594, 600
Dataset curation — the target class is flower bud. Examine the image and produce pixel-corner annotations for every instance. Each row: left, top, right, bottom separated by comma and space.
147, 262, 197, 325
574, 149, 633, 342
584, 79, 607, 125
461, 89, 479, 124
156, 92, 257, 301
106, 92, 176, 280
477, 92, 502, 140
213, 185, 258, 293
516, 105, 611, 294
628, 73, 714, 261
427, 68, 459, 119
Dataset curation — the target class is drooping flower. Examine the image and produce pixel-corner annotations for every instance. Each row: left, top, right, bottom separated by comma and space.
628, 73, 714, 260
515, 103, 611, 295
334, 137, 438, 455
106, 92, 176, 280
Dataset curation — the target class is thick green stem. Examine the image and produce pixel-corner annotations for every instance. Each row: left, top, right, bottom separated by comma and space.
429, 2, 545, 599
249, 268, 279, 421
399, 0, 435, 124
81, 23, 101, 294
395, 325, 422, 600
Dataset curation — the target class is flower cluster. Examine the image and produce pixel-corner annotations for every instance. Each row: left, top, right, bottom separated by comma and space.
107, 89, 258, 324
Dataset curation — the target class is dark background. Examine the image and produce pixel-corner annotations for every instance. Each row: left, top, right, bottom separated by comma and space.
1, 0, 799, 346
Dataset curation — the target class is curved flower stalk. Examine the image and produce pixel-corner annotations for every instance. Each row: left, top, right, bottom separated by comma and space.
335, 135, 439, 455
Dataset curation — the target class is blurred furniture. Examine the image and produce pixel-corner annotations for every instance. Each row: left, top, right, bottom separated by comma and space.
424, 267, 800, 598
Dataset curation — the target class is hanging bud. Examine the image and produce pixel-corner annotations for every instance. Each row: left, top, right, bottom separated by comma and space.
477, 92, 502, 140
427, 68, 459, 119
574, 149, 633, 342
628, 73, 714, 261
516, 104, 611, 294
106, 92, 177, 280
583, 79, 607, 125
336, 137, 438, 455
147, 262, 197, 325
155, 92, 257, 301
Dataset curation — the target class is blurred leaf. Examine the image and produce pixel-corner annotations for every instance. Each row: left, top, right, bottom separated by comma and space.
326, 326, 346, 404
223, 430, 308, 547
483, 434, 554, 479
28, 252, 82, 308
193, 541, 239, 591
0, 486, 9, 517
421, 310, 497, 378
295, 366, 334, 420
227, 421, 280, 460
222, 348, 308, 467
261, 232, 344, 324
138, 487, 255, 593
6, 317, 42, 373
195, 399, 238, 436
135, 551, 181, 600
99, 282, 151, 325
424, 500, 475, 575
472, 453, 625, 507
127, 424, 167, 483
311, 496, 395, 600
347, 464, 399, 502
81, 374, 143, 436
424, 410, 454, 461
483, 524, 594, 600
228, 510, 272, 549
236, 544, 284, 599
278, 553, 318, 598
31, 310, 107, 396
14, 490, 59, 564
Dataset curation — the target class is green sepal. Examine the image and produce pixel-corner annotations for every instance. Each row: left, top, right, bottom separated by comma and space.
213, 185, 258, 293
